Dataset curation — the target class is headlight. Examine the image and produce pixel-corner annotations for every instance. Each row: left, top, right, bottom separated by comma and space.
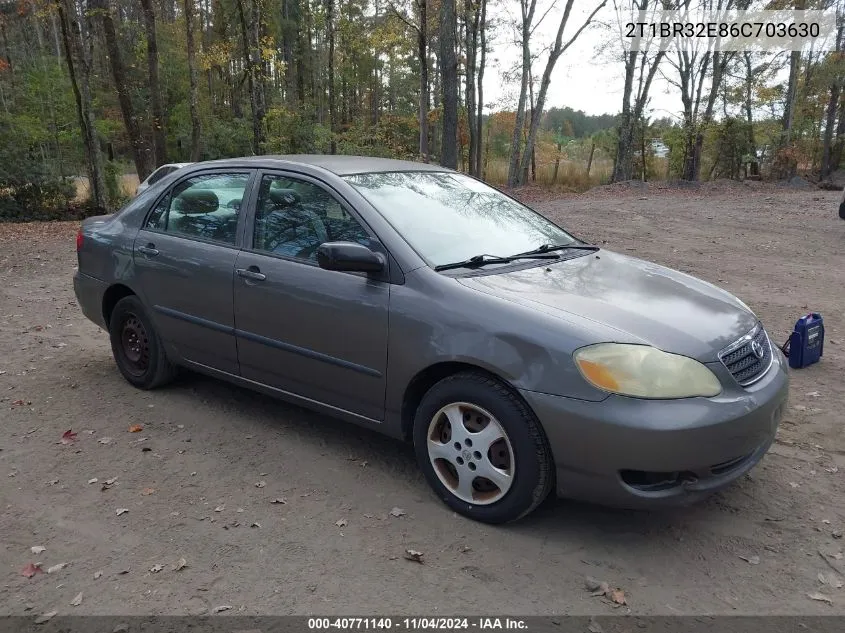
574, 343, 722, 399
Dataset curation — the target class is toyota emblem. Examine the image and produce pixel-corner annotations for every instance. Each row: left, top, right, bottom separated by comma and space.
751, 340, 764, 359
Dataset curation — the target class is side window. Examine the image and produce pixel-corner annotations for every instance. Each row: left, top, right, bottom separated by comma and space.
146, 166, 169, 186
144, 172, 250, 245
252, 174, 372, 262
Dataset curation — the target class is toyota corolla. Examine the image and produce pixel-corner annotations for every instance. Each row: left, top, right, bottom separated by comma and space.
73, 156, 789, 523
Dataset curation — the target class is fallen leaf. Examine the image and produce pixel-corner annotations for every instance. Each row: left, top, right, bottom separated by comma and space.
588, 618, 603, 633
88, 478, 98, 484
214, 505, 225, 512
271, 498, 287, 504
255, 481, 266, 488
46, 562, 67, 574
149, 564, 163, 573
335, 518, 347, 527
115, 508, 129, 516
808, 592, 833, 605
141, 487, 156, 496
24, 604, 34, 611
93, 571, 102, 579
21, 563, 43, 578
61, 429, 77, 444
789, 482, 800, 489
826, 466, 839, 474
34, 611, 57, 625
113, 624, 129, 633
739, 554, 760, 565
70, 591, 83, 606
172, 557, 187, 571
807, 391, 821, 397
30, 545, 46, 555
97, 437, 114, 445
105, 477, 118, 485
212, 605, 232, 614
128, 424, 143, 433
404, 549, 424, 563
118, 568, 130, 575
823, 520, 832, 525
390, 507, 406, 518
609, 589, 627, 605
251, 522, 261, 528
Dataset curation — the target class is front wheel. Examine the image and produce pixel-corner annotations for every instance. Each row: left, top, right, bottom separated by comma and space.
109, 295, 176, 390
413, 371, 554, 524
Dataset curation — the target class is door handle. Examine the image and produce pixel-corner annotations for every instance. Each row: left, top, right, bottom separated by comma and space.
137, 243, 159, 257
236, 266, 266, 281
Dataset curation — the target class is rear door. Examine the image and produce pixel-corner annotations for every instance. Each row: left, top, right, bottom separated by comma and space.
233, 171, 390, 420
133, 170, 255, 374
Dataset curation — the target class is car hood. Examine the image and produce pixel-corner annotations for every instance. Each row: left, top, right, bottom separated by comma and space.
457, 249, 758, 361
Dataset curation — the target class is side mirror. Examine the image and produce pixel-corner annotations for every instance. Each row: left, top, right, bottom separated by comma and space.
316, 241, 385, 273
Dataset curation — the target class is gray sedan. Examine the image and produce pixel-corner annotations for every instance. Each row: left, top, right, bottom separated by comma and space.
74, 156, 789, 523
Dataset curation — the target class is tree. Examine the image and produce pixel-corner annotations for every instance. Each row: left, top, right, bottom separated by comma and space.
611, 0, 673, 182
92, 0, 154, 180
140, 0, 167, 166
820, 19, 844, 180
55, 0, 108, 210
506, 0, 537, 187
184, 0, 202, 161
439, 0, 458, 168
516, 0, 607, 185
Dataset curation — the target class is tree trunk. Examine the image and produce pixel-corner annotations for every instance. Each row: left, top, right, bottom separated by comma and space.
185, 0, 202, 160
474, 0, 486, 177
417, 0, 429, 161
327, 0, 336, 153
95, 0, 154, 180
517, 0, 606, 185
439, 0, 458, 168
236, 0, 265, 154
832, 92, 845, 171
464, 0, 478, 175
56, 0, 108, 210
506, 0, 535, 187
586, 141, 595, 178
140, 0, 167, 166
821, 24, 844, 179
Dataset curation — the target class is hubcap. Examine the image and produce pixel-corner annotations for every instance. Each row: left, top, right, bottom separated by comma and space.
120, 314, 150, 376
426, 402, 515, 505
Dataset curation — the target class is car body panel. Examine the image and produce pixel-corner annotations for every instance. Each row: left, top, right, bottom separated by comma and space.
457, 250, 759, 362
233, 250, 390, 421
521, 347, 789, 507
133, 228, 241, 374
73, 155, 790, 510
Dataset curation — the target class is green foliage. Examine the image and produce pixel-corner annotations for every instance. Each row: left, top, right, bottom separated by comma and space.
263, 107, 329, 154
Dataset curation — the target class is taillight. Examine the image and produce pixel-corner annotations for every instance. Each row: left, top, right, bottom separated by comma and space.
76, 230, 84, 252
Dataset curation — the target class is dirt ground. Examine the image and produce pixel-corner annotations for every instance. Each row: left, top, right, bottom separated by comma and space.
1, 183, 844, 617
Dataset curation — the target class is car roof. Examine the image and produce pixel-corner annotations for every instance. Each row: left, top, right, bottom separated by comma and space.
188, 155, 453, 177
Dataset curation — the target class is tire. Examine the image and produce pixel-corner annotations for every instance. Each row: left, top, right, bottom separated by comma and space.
109, 295, 176, 390
412, 371, 554, 524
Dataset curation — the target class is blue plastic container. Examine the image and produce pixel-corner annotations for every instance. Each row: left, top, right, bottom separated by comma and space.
783, 313, 824, 369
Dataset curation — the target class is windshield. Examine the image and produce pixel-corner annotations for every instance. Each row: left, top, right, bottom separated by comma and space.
343, 171, 578, 268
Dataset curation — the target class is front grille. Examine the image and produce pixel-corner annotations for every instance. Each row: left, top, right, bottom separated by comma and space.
719, 325, 773, 386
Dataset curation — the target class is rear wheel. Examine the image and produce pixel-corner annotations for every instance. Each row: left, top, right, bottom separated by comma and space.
413, 371, 553, 524
109, 295, 176, 389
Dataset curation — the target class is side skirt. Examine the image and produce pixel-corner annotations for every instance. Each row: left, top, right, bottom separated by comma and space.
180, 359, 401, 437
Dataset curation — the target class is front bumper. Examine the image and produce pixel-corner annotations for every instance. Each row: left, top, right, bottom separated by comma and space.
73, 270, 108, 330
520, 348, 789, 509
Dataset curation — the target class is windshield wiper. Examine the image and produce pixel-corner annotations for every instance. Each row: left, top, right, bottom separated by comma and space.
514, 243, 601, 257
434, 252, 560, 272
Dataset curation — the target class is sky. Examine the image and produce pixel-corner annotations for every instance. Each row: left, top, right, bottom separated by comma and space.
477, 1, 838, 121
479, 2, 680, 119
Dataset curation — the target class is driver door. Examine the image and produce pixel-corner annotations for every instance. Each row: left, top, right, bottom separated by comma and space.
233, 172, 390, 421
